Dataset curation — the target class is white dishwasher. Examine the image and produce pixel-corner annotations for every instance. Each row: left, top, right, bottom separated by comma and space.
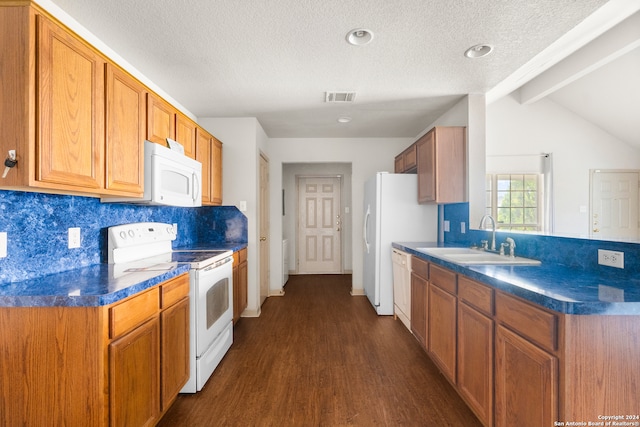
392, 248, 412, 330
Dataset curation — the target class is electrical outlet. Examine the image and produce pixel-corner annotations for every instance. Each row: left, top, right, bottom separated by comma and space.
460, 222, 466, 234
598, 249, 624, 269
0, 232, 7, 258
68, 227, 81, 249
443, 220, 450, 232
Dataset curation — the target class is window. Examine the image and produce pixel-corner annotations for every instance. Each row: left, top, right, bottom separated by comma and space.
486, 174, 543, 231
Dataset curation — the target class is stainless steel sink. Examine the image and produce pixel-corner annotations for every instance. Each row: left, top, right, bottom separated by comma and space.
416, 247, 541, 266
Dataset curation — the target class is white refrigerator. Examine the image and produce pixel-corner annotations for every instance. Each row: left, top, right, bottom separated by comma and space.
363, 172, 438, 315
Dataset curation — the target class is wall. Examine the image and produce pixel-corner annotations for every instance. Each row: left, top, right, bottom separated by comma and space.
282, 163, 353, 275
268, 137, 413, 295
198, 117, 264, 316
0, 190, 246, 283
487, 94, 640, 237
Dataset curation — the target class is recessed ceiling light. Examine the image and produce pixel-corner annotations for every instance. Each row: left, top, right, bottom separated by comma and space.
464, 44, 493, 58
337, 117, 352, 123
346, 29, 374, 46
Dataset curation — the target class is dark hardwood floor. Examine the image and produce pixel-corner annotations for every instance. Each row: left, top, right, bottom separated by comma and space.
158, 274, 482, 426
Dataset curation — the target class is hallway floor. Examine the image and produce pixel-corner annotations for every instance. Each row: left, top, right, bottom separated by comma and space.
157, 274, 482, 426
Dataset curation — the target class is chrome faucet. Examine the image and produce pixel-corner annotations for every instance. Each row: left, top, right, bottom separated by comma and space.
505, 237, 516, 257
479, 214, 496, 251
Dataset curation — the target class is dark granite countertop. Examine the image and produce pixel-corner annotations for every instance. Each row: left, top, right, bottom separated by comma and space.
393, 242, 640, 315
0, 244, 247, 308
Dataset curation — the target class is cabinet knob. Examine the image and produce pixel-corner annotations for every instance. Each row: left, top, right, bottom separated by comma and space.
260, 237, 267, 241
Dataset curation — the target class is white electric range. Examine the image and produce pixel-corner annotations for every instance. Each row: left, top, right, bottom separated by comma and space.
107, 222, 234, 393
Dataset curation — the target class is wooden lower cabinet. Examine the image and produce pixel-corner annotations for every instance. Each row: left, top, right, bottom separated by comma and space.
0, 273, 190, 426
110, 318, 161, 427
233, 248, 248, 323
402, 257, 640, 426
494, 325, 557, 427
410, 256, 429, 349
410, 271, 428, 349
458, 302, 494, 426
428, 283, 457, 383
160, 297, 190, 411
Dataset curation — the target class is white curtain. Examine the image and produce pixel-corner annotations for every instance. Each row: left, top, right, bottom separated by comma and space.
541, 153, 554, 234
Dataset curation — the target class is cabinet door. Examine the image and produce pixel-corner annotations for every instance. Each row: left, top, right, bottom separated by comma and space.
495, 325, 558, 427
147, 93, 175, 145
110, 318, 160, 427
105, 63, 145, 195
458, 302, 494, 426
394, 155, 404, 173
210, 137, 223, 205
37, 15, 104, 190
428, 284, 457, 382
161, 298, 190, 411
176, 112, 197, 159
195, 128, 212, 204
403, 144, 417, 171
410, 272, 428, 349
239, 258, 248, 315
417, 130, 435, 203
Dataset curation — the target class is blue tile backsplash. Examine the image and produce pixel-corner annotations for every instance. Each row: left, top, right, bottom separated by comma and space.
0, 190, 247, 283
443, 202, 640, 276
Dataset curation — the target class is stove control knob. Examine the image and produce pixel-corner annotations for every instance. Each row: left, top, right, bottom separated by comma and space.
119, 231, 127, 240
128, 230, 135, 238
167, 226, 173, 235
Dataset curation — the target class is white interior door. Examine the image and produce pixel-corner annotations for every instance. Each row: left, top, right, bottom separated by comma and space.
297, 176, 342, 274
590, 170, 639, 240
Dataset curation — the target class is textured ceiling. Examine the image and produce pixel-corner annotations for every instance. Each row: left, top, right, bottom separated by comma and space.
47, 0, 613, 138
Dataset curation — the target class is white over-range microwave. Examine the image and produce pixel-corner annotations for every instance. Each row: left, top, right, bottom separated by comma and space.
102, 140, 202, 207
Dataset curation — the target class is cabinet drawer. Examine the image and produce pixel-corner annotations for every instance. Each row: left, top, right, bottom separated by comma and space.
160, 273, 190, 309
458, 276, 493, 315
429, 264, 457, 295
412, 256, 429, 280
495, 291, 557, 352
110, 287, 160, 339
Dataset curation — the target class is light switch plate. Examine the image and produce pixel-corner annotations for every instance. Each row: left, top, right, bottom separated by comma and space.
0, 232, 7, 258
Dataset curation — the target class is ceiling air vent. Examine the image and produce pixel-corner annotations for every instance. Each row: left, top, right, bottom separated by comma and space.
325, 91, 356, 103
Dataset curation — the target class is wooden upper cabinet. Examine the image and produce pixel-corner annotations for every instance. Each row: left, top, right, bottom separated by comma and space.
37, 14, 105, 191
175, 112, 197, 159
417, 127, 466, 204
395, 144, 417, 173
211, 136, 223, 205
195, 127, 223, 206
147, 93, 176, 146
105, 63, 145, 196
195, 127, 212, 205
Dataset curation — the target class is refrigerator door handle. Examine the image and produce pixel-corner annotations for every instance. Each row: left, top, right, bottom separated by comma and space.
363, 205, 371, 253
